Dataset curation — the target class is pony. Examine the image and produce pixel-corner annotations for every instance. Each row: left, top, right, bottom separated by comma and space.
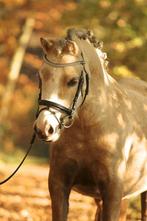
34, 29, 147, 221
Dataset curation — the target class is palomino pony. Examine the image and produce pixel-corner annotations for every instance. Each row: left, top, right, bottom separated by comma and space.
34, 29, 147, 221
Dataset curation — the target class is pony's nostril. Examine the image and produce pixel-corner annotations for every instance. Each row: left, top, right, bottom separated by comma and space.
34, 126, 47, 140
48, 126, 54, 134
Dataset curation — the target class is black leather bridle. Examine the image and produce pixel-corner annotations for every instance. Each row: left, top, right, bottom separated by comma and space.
36, 53, 89, 129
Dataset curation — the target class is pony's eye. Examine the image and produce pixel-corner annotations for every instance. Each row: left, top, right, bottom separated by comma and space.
67, 78, 79, 87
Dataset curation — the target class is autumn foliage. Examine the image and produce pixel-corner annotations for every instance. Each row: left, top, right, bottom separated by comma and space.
0, 0, 146, 220
0, 0, 146, 154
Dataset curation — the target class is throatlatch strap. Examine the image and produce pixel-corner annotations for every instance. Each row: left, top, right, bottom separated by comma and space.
71, 71, 84, 110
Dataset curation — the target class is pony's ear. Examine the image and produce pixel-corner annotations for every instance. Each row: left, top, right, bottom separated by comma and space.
40, 37, 54, 54
64, 40, 79, 55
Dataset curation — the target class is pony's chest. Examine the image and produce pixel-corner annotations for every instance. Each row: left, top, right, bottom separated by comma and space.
73, 166, 101, 199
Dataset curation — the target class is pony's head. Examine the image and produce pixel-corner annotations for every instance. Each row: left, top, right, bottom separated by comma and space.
34, 31, 89, 142
34, 29, 108, 142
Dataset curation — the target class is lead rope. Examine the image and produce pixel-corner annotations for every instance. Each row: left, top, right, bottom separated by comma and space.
0, 73, 40, 185
0, 74, 41, 185
0, 132, 36, 185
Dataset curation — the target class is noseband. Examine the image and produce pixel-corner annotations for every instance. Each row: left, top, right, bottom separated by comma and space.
37, 53, 89, 129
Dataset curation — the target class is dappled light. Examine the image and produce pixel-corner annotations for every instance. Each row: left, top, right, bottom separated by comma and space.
0, 0, 146, 221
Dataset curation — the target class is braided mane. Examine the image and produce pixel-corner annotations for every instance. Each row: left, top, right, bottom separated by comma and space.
66, 28, 108, 69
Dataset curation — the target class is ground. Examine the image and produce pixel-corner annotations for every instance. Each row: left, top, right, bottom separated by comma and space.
0, 164, 96, 221
0, 164, 141, 221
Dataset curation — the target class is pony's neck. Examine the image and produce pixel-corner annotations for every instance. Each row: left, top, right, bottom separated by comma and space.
79, 39, 110, 102
76, 39, 125, 127
77, 38, 109, 86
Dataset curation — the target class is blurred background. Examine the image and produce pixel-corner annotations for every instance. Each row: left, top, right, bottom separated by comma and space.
0, 0, 146, 220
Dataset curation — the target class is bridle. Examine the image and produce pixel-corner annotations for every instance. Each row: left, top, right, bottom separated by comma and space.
36, 52, 89, 129
0, 47, 89, 185
0, 48, 89, 185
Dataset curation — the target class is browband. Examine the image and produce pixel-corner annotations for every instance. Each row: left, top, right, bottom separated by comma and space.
43, 54, 85, 68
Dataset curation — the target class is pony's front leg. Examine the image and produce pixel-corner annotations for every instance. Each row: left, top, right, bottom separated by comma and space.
101, 181, 123, 221
48, 159, 78, 221
49, 173, 71, 221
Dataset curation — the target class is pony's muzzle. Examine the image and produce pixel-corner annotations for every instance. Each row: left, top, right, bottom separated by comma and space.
34, 110, 61, 142
34, 124, 54, 140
